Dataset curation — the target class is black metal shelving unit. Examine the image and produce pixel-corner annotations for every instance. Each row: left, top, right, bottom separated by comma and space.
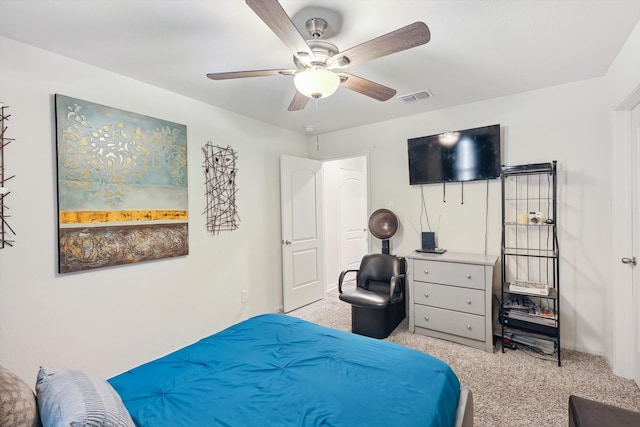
499, 161, 560, 365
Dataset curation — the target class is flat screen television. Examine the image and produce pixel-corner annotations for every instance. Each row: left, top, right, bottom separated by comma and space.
407, 124, 501, 185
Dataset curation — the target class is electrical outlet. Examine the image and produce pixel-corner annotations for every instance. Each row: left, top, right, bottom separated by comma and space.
241, 290, 249, 303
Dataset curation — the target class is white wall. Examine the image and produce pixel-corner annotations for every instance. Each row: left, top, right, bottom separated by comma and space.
2, 15, 637, 385
606, 18, 640, 377
312, 78, 612, 355
0, 37, 309, 384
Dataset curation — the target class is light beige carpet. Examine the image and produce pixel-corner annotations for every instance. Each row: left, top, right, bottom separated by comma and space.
288, 291, 640, 427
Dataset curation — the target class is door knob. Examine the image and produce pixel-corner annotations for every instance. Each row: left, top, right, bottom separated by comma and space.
621, 256, 637, 265
283, 240, 292, 245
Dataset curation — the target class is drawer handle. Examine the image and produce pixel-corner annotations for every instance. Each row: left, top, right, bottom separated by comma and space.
424, 293, 429, 298
466, 299, 471, 304
424, 316, 430, 321
466, 325, 471, 330
424, 270, 429, 275
466, 274, 471, 279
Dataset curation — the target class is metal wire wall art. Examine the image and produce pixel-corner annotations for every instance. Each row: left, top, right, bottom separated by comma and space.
202, 142, 240, 234
1, 102, 16, 249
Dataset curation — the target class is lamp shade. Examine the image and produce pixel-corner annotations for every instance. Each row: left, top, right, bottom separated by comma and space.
294, 68, 340, 99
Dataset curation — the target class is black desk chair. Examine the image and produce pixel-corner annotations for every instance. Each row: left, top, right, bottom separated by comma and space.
338, 253, 407, 339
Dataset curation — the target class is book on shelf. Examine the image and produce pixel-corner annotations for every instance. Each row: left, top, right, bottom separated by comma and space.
534, 306, 556, 319
505, 310, 557, 327
509, 280, 549, 296
500, 328, 556, 354
503, 294, 535, 311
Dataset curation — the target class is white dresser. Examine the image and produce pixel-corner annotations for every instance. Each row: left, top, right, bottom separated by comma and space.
408, 251, 498, 353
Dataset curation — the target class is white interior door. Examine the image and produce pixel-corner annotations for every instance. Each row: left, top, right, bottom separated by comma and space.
280, 155, 325, 313
340, 168, 368, 274
611, 86, 640, 380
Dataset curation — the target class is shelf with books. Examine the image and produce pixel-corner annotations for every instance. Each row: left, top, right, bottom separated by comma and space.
500, 161, 560, 365
503, 247, 558, 258
501, 294, 558, 325
499, 312, 558, 337
506, 310, 557, 326
499, 327, 558, 355
503, 284, 558, 299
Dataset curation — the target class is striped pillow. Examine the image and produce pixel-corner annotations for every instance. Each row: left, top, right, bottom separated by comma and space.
36, 367, 134, 427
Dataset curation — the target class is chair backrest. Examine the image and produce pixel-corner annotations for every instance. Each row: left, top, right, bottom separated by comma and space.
357, 253, 406, 294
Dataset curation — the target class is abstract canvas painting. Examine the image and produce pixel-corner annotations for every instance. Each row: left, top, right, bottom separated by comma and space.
55, 94, 188, 273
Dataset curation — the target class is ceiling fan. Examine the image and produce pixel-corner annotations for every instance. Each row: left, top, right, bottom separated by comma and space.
206, 0, 431, 111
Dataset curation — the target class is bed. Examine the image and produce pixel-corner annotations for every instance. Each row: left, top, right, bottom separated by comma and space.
109, 313, 473, 427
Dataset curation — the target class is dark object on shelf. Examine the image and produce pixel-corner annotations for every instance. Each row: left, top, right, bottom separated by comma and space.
421, 231, 435, 250
569, 395, 640, 427
499, 309, 558, 336
504, 342, 517, 350
417, 231, 447, 253
500, 161, 561, 365
415, 247, 447, 254
338, 253, 406, 339
368, 208, 399, 254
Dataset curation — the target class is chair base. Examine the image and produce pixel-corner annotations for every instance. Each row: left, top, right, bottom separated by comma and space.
569, 395, 640, 427
351, 301, 405, 339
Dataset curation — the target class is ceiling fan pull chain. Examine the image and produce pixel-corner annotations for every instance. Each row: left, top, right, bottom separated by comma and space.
315, 98, 320, 151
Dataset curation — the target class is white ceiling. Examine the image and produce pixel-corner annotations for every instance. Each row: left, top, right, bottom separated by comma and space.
1, 0, 639, 135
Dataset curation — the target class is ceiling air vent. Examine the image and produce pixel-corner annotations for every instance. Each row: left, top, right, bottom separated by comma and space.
399, 90, 433, 103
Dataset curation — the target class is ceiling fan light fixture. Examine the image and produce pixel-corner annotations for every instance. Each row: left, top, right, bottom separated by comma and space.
294, 67, 340, 98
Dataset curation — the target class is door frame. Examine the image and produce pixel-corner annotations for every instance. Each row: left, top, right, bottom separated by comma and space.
610, 84, 640, 379
320, 153, 370, 292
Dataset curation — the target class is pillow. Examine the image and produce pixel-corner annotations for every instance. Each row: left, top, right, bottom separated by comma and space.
35, 367, 134, 427
0, 365, 42, 427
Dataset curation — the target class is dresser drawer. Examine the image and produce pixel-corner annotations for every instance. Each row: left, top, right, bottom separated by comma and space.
414, 304, 485, 341
414, 282, 485, 316
413, 259, 485, 290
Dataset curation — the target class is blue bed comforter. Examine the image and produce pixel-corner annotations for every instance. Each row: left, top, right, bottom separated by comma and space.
109, 314, 460, 427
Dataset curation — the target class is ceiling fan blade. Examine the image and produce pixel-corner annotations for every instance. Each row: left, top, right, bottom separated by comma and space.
338, 73, 397, 101
207, 69, 295, 80
288, 91, 309, 111
329, 22, 430, 68
246, 0, 314, 59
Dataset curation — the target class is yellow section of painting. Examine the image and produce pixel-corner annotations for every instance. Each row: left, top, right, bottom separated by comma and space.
60, 210, 188, 224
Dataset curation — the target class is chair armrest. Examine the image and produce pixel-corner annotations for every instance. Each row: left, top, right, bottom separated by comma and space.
389, 273, 406, 302
338, 269, 359, 293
